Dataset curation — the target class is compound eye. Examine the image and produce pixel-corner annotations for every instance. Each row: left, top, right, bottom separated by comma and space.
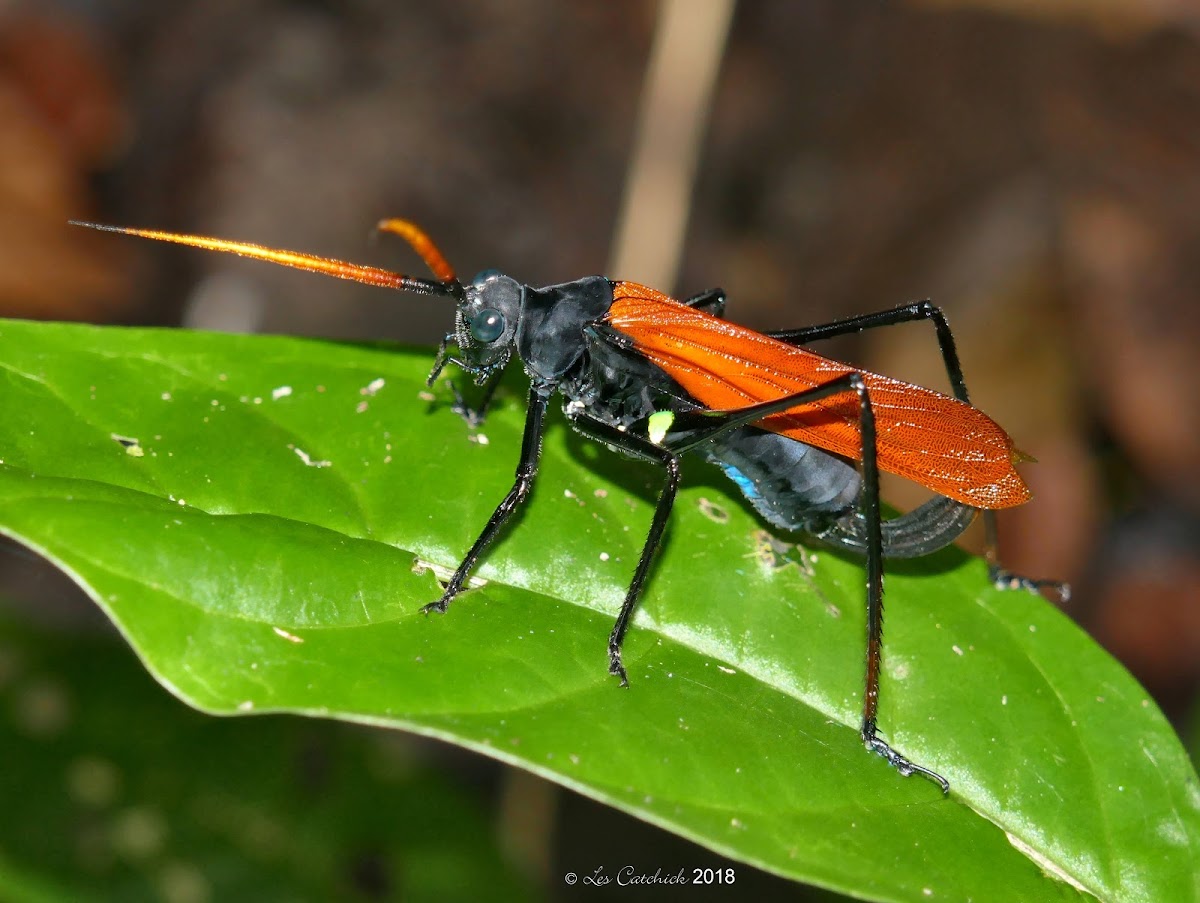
469, 308, 506, 344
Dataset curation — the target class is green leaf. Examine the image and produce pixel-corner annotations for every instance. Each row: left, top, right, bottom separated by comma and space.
0, 318, 1196, 902
0, 620, 533, 902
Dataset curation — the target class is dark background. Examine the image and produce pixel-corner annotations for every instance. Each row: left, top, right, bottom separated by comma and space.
2, 0, 1198, 899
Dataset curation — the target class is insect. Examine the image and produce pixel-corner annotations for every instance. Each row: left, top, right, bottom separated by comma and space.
74, 218, 1064, 793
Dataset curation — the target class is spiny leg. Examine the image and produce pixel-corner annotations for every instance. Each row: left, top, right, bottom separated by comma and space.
614, 374, 950, 790
846, 374, 949, 794
564, 415, 681, 685
422, 387, 549, 614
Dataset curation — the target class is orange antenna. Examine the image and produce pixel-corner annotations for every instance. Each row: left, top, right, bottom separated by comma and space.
70, 221, 460, 298
374, 218, 457, 284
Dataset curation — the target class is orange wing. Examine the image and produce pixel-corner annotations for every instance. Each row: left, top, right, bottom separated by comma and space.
605, 282, 1031, 510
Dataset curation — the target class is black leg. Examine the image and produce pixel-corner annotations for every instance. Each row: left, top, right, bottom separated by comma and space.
583, 374, 949, 790
985, 516, 1071, 601
848, 375, 949, 795
762, 301, 1067, 602
565, 369, 852, 686
564, 415, 681, 686
766, 301, 972, 401
425, 332, 458, 387
422, 387, 550, 614
681, 287, 726, 316
669, 374, 948, 792
444, 371, 503, 428
426, 332, 505, 427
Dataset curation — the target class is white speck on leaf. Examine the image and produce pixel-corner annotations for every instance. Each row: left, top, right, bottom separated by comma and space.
361, 377, 385, 396
272, 627, 304, 644
272, 385, 292, 400
292, 447, 331, 468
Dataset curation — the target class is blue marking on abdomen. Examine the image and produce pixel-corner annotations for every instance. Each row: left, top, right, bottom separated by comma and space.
721, 464, 761, 502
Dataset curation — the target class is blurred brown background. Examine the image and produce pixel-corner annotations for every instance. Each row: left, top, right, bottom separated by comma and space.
2, 0, 1198, 896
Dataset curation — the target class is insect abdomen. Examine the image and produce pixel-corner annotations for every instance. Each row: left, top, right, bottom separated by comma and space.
703, 427, 860, 531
